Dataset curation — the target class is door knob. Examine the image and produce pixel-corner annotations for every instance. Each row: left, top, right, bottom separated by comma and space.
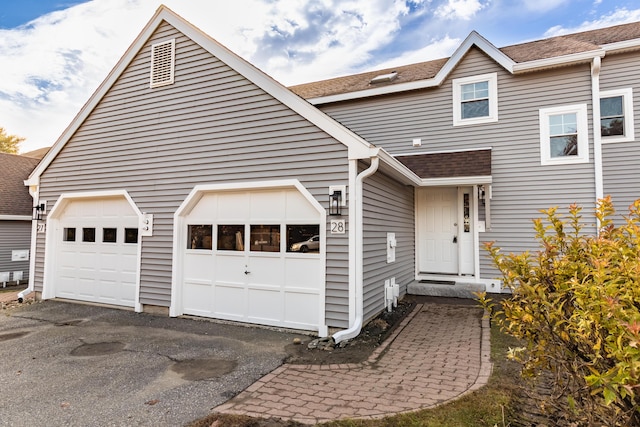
453, 236, 457, 243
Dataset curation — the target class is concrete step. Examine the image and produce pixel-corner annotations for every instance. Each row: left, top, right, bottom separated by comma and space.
407, 280, 485, 299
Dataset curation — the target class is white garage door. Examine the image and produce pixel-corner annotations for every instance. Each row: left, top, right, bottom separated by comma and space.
182, 188, 323, 331
54, 197, 138, 307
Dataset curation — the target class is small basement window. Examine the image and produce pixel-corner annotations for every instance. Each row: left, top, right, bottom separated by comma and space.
150, 39, 175, 88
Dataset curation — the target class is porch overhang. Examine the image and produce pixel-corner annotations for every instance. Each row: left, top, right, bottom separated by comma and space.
395, 148, 492, 182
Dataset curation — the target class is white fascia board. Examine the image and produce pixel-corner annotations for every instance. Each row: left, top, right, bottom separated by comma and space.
394, 146, 493, 157
308, 31, 515, 105
377, 149, 422, 186
602, 38, 640, 53
0, 215, 31, 221
164, 7, 374, 160
513, 49, 605, 73
419, 176, 492, 187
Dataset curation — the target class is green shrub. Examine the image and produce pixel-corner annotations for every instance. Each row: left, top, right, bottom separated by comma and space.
479, 196, 640, 425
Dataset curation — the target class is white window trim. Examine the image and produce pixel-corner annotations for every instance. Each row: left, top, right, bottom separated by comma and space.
539, 104, 589, 166
452, 72, 498, 126
600, 88, 634, 143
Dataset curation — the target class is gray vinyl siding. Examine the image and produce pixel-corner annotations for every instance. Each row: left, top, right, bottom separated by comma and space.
35, 22, 351, 327
601, 51, 640, 217
321, 48, 597, 280
0, 220, 31, 280
362, 166, 414, 323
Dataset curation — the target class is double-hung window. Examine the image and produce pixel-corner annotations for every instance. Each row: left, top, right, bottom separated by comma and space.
453, 73, 498, 126
600, 88, 634, 143
539, 104, 589, 165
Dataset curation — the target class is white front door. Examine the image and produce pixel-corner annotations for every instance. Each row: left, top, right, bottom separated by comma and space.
418, 187, 458, 274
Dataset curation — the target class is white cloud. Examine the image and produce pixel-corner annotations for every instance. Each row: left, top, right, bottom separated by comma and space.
435, 0, 486, 20
369, 35, 461, 70
543, 7, 640, 37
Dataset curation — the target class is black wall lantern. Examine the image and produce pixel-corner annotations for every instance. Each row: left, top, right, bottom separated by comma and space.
32, 202, 46, 221
329, 190, 342, 216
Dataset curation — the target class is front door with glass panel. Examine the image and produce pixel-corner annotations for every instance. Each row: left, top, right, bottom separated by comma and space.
417, 187, 475, 275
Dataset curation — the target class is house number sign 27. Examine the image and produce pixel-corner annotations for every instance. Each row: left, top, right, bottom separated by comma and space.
330, 219, 345, 234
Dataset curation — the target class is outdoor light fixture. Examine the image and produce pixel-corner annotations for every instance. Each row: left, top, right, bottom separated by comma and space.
32, 202, 46, 221
329, 190, 342, 216
479, 185, 486, 205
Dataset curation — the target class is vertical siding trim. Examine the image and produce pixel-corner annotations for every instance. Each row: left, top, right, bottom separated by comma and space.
591, 57, 604, 207
333, 156, 379, 344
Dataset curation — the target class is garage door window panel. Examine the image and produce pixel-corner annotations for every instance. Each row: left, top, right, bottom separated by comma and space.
287, 225, 320, 253
124, 228, 138, 244
103, 228, 117, 243
217, 225, 245, 251
188, 225, 212, 250
83, 228, 96, 242
63, 228, 76, 242
250, 225, 280, 252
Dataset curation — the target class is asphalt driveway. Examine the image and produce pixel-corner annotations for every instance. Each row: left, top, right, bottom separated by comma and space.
0, 300, 307, 426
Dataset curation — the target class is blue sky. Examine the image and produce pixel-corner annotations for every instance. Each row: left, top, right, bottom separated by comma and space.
2, 0, 640, 152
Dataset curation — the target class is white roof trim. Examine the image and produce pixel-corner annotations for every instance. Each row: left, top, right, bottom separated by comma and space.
419, 176, 493, 187
306, 32, 611, 105
28, 5, 374, 184
307, 31, 515, 105
602, 37, 640, 53
512, 49, 605, 73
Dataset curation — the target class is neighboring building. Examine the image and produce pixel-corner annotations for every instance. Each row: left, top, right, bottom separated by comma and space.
0, 153, 39, 285
23, 6, 640, 340
22, 147, 51, 160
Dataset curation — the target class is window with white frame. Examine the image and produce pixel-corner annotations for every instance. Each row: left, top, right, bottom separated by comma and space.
600, 88, 634, 143
539, 104, 589, 165
452, 73, 498, 126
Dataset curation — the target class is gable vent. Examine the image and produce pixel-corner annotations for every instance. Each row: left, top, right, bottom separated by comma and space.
150, 39, 175, 88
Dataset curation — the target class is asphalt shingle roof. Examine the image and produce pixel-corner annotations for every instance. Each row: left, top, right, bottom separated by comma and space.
0, 153, 40, 216
289, 21, 640, 100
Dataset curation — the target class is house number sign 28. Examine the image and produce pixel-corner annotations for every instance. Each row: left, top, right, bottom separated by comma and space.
330, 219, 345, 234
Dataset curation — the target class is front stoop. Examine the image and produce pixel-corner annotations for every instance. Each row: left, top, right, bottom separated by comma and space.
408, 280, 485, 299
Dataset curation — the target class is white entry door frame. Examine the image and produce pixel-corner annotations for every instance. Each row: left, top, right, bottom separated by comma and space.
416, 186, 478, 278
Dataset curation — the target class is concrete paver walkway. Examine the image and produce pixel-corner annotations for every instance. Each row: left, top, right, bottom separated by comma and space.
215, 303, 492, 424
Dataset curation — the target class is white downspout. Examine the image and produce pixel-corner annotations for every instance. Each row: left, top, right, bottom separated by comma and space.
591, 56, 604, 231
333, 154, 379, 344
18, 183, 39, 303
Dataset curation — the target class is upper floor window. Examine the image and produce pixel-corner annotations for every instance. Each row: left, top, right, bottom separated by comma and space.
452, 73, 498, 126
539, 104, 589, 165
600, 88, 634, 143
